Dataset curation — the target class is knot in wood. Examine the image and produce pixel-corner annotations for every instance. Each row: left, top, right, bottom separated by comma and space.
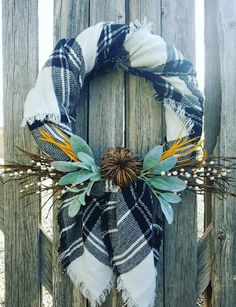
217, 228, 226, 241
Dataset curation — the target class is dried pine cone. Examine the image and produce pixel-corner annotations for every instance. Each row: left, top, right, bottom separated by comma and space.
100, 147, 142, 188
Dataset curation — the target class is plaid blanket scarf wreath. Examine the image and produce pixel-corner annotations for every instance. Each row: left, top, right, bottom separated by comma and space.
22, 20, 204, 307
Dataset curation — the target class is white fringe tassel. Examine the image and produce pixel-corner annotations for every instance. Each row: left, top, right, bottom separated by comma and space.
67, 265, 115, 307
117, 277, 156, 307
21, 113, 62, 127
164, 98, 194, 136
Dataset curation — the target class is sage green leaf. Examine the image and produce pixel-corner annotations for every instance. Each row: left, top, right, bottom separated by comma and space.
51, 161, 79, 172
151, 156, 177, 174
59, 170, 93, 185
159, 192, 181, 203
73, 170, 94, 185
70, 135, 93, 157
79, 192, 86, 206
90, 172, 101, 182
91, 165, 99, 173
68, 196, 81, 217
73, 162, 91, 171
86, 181, 94, 196
158, 196, 174, 224
66, 187, 80, 193
59, 171, 82, 185
143, 145, 163, 170
150, 176, 186, 192
77, 151, 96, 167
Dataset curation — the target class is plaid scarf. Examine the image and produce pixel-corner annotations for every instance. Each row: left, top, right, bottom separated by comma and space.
22, 21, 204, 306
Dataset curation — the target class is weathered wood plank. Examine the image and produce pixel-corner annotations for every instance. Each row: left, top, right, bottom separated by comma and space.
196, 226, 212, 298
88, 1, 125, 306
54, 0, 89, 138
127, 2, 164, 306
39, 228, 53, 295
53, 1, 89, 306
0, 176, 4, 232
2, 0, 41, 306
161, 1, 198, 306
204, 0, 221, 231
204, 1, 221, 157
204, 0, 221, 302
54, 0, 89, 38
126, 1, 163, 157
211, 1, 236, 306
89, 0, 126, 163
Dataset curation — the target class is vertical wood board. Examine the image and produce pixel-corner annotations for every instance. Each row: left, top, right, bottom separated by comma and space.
0, 1, 210, 306
88, 2, 125, 306
53, 1, 89, 306
2, 0, 40, 306
89, 0, 126, 164
161, 1, 198, 306
126, 2, 164, 306
54, 0, 90, 139
211, 1, 236, 306
204, 0, 222, 231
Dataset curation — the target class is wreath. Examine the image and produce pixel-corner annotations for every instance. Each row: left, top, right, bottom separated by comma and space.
2, 21, 236, 307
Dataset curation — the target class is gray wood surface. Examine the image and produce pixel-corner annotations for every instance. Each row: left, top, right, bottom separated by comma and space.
126, 0, 163, 156
39, 229, 53, 295
54, 0, 89, 140
204, 0, 221, 233
0, 0, 220, 306
2, 0, 41, 306
196, 226, 212, 298
0, 176, 4, 232
161, 1, 198, 306
89, 0, 126, 164
53, 1, 89, 306
204, 0, 220, 302
127, 2, 164, 306
204, 0, 221, 156
89, 2, 125, 306
210, 1, 236, 306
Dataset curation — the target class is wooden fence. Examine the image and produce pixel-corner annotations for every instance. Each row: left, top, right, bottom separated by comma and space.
0, 0, 236, 306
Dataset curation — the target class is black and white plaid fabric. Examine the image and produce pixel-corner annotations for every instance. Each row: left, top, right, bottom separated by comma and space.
22, 21, 204, 306
58, 180, 162, 306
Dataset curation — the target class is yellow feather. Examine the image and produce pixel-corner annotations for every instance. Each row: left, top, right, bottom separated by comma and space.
161, 135, 203, 161
38, 128, 79, 161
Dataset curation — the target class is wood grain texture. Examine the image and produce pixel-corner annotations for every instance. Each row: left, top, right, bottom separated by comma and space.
204, 0, 221, 156
211, 1, 236, 306
52, 202, 84, 307
0, 176, 4, 232
203, 2, 219, 301
54, 0, 89, 38
204, 0, 221, 231
89, 1, 125, 306
161, 1, 198, 306
126, 2, 164, 307
53, 1, 89, 306
54, 0, 89, 140
2, 0, 41, 306
126, 0, 162, 158
53, 0, 89, 307
0, 1, 217, 305
196, 226, 212, 298
39, 229, 53, 295
89, 0, 126, 164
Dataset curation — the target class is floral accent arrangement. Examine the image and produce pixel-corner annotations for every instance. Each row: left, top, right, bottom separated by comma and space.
1, 127, 235, 224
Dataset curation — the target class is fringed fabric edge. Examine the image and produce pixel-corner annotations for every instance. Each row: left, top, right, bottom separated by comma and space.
67, 264, 115, 306
21, 113, 62, 127
117, 276, 156, 307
